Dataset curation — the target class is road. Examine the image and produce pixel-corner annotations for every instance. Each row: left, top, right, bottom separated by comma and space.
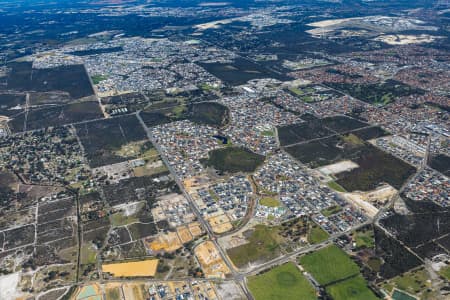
136, 111, 384, 299
136, 111, 254, 299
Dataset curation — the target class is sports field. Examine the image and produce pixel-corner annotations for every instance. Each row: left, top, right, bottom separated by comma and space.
247, 262, 317, 300
326, 275, 379, 300
299, 244, 359, 285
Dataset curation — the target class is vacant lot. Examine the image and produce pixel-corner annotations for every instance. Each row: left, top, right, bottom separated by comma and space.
299, 244, 360, 285
199, 57, 289, 86
75, 115, 147, 167
188, 102, 229, 127
327, 80, 424, 105
374, 227, 422, 279
285, 135, 365, 168
321, 116, 368, 133
259, 197, 280, 207
278, 116, 368, 146
0, 93, 25, 117
286, 135, 414, 191
227, 225, 282, 268
9, 101, 103, 132
428, 154, 450, 176
4, 62, 94, 99
351, 126, 390, 141
308, 224, 329, 244
202, 147, 265, 173
247, 262, 317, 300
278, 121, 333, 146
102, 259, 158, 277
336, 146, 416, 191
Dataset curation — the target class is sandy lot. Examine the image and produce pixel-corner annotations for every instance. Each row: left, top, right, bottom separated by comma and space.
207, 214, 233, 234
0, 272, 22, 300
307, 17, 355, 28
177, 225, 193, 244
188, 221, 204, 237
343, 184, 397, 218
374, 34, 441, 45
122, 283, 145, 300
195, 241, 230, 278
102, 259, 158, 277
147, 231, 182, 253
318, 160, 359, 175
194, 18, 234, 30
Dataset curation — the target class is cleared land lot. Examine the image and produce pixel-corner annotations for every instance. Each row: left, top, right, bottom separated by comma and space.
227, 224, 282, 268
102, 259, 158, 277
247, 262, 317, 300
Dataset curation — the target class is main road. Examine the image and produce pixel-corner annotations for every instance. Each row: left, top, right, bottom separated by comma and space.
136, 111, 255, 299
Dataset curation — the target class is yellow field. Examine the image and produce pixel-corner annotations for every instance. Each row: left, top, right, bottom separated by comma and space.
102, 259, 158, 277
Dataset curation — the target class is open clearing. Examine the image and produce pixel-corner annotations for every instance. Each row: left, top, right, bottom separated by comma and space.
259, 197, 280, 207
247, 262, 317, 300
308, 223, 330, 244
102, 259, 158, 277
195, 241, 230, 278
0, 272, 22, 300
227, 224, 282, 268
373, 34, 441, 45
318, 160, 359, 175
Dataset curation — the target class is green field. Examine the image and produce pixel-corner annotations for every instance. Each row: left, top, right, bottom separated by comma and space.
327, 181, 347, 192
247, 262, 317, 300
307, 224, 329, 244
261, 130, 274, 137
202, 146, 265, 173
80, 244, 97, 265
321, 205, 342, 217
382, 268, 431, 296
91, 74, 108, 84
326, 275, 379, 300
105, 287, 121, 300
110, 211, 139, 226
228, 225, 282, 268
288, 87, 304, 96
439, 265, 450, 280
353, 228, 375, 249
299, 245, 360, 285
260, 197, 280, 207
